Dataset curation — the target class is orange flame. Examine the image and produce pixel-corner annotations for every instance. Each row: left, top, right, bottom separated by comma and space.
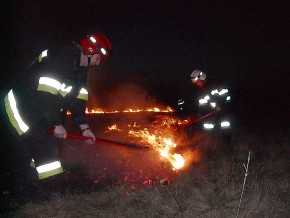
68, 105, 192, 171
66, 106, 174, 115
128, 129, 185, 170
105, 124, 122, 133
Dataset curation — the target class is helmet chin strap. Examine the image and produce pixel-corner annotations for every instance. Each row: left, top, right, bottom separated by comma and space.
79, 52, 91, 67
87, 56, 91, 66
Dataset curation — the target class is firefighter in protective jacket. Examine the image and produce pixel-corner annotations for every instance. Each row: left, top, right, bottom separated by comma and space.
1, 32, 112, 195
177, 69, 231, 130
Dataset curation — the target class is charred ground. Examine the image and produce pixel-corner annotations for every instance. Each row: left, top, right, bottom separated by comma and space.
1, 113, 289, 217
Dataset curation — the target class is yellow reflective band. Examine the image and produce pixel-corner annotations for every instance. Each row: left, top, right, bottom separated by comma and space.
36, 160, 64, 179
37, 49, 48, 62
38, 167, 64, 179
4, 89, 29, 135
36, 161, 62, 173
199, 99, 207, 104
203, 123, 214, 129
30, 159, 36, 168
76, 88, 88, 101
211, 89, 219, 95
221, 121, 231, 127
37, 77, 61, 95
59, 83, 72, 97
218, 89, 228, 95
199, 95, 210, 105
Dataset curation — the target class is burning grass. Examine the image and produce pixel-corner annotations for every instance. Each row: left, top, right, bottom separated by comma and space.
2, 116, 290, 217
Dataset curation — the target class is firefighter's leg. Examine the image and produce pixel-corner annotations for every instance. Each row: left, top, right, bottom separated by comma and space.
0, 103, 41, 202
31, 130, 65, 196
219, 115, 232, 148
8, 136, 43, 202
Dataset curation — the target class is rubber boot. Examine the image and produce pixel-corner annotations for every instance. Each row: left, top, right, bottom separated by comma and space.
40, 173, 65, 200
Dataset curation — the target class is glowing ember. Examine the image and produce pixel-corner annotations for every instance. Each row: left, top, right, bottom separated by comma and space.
105, 124, 122, 133
153, 115, 191, 128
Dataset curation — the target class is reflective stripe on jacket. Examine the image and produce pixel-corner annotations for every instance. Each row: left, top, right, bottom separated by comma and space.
4, 43, 90, 134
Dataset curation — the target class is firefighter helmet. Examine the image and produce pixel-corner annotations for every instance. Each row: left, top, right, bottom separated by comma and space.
190, 69, 206, 82
80, 32, 112, 58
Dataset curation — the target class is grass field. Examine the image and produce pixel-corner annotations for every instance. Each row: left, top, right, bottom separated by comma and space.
1, 114, 289, 217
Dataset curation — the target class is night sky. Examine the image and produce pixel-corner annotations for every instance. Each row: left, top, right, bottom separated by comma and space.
1, 0, 289, 126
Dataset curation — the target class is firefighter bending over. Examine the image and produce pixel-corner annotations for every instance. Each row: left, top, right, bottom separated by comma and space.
1, 32, 112, 200
177, 69, 232, 131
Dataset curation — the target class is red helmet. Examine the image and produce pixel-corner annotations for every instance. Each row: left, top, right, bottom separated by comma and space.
80, 32, 112, 58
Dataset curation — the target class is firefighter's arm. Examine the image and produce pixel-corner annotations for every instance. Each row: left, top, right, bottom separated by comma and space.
69, 96, 96, 144
215, 105, 221, 112
53, 125, 67, 139
79, 124, 96, 144
36, 59, 68, 126
37, 90, 64, 126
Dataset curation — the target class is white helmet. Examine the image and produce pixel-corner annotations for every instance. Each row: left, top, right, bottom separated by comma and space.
190, 69, 206, 82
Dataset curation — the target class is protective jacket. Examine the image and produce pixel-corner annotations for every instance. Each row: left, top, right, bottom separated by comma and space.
4, 42, 90, 137
197, 79, 231, 129
176, 78, 231, 129
197, 80, 231, 117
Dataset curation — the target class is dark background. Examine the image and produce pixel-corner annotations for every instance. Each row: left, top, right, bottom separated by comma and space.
1, 0, 289, 127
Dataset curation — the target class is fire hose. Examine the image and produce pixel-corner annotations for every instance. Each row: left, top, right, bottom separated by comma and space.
47, 127, 148, 149
177, 110, 217, 129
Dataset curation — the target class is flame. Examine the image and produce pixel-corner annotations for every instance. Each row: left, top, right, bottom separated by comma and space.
128, 128, 185, 170
66, 106, 174, 115
67, 105, 192, 171
104, 115, 192, 170
105, 124, 122, 133
153, 115, 191, 128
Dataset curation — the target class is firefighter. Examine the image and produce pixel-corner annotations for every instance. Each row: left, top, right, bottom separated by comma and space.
177, 69, 232, 136
189, 69, 231, 131
1, 32, 112, 200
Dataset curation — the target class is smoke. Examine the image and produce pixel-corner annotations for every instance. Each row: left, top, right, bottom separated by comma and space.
99, 82, 152, 110
87, 67, 166, 111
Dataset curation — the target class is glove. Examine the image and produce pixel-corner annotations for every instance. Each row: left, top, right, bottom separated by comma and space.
53, 125, 67, 139
215, 106, 221, 112
80, 124, 96, 145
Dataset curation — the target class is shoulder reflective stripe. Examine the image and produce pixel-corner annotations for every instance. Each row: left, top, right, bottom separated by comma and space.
4, 90, 29, 135
37, 49, 48, 62
76, 88, 88, 100
59, 83, 72, 97
37, 77, 61, 95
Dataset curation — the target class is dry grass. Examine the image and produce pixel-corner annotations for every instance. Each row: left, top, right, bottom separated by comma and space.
4, 127, 290, 217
